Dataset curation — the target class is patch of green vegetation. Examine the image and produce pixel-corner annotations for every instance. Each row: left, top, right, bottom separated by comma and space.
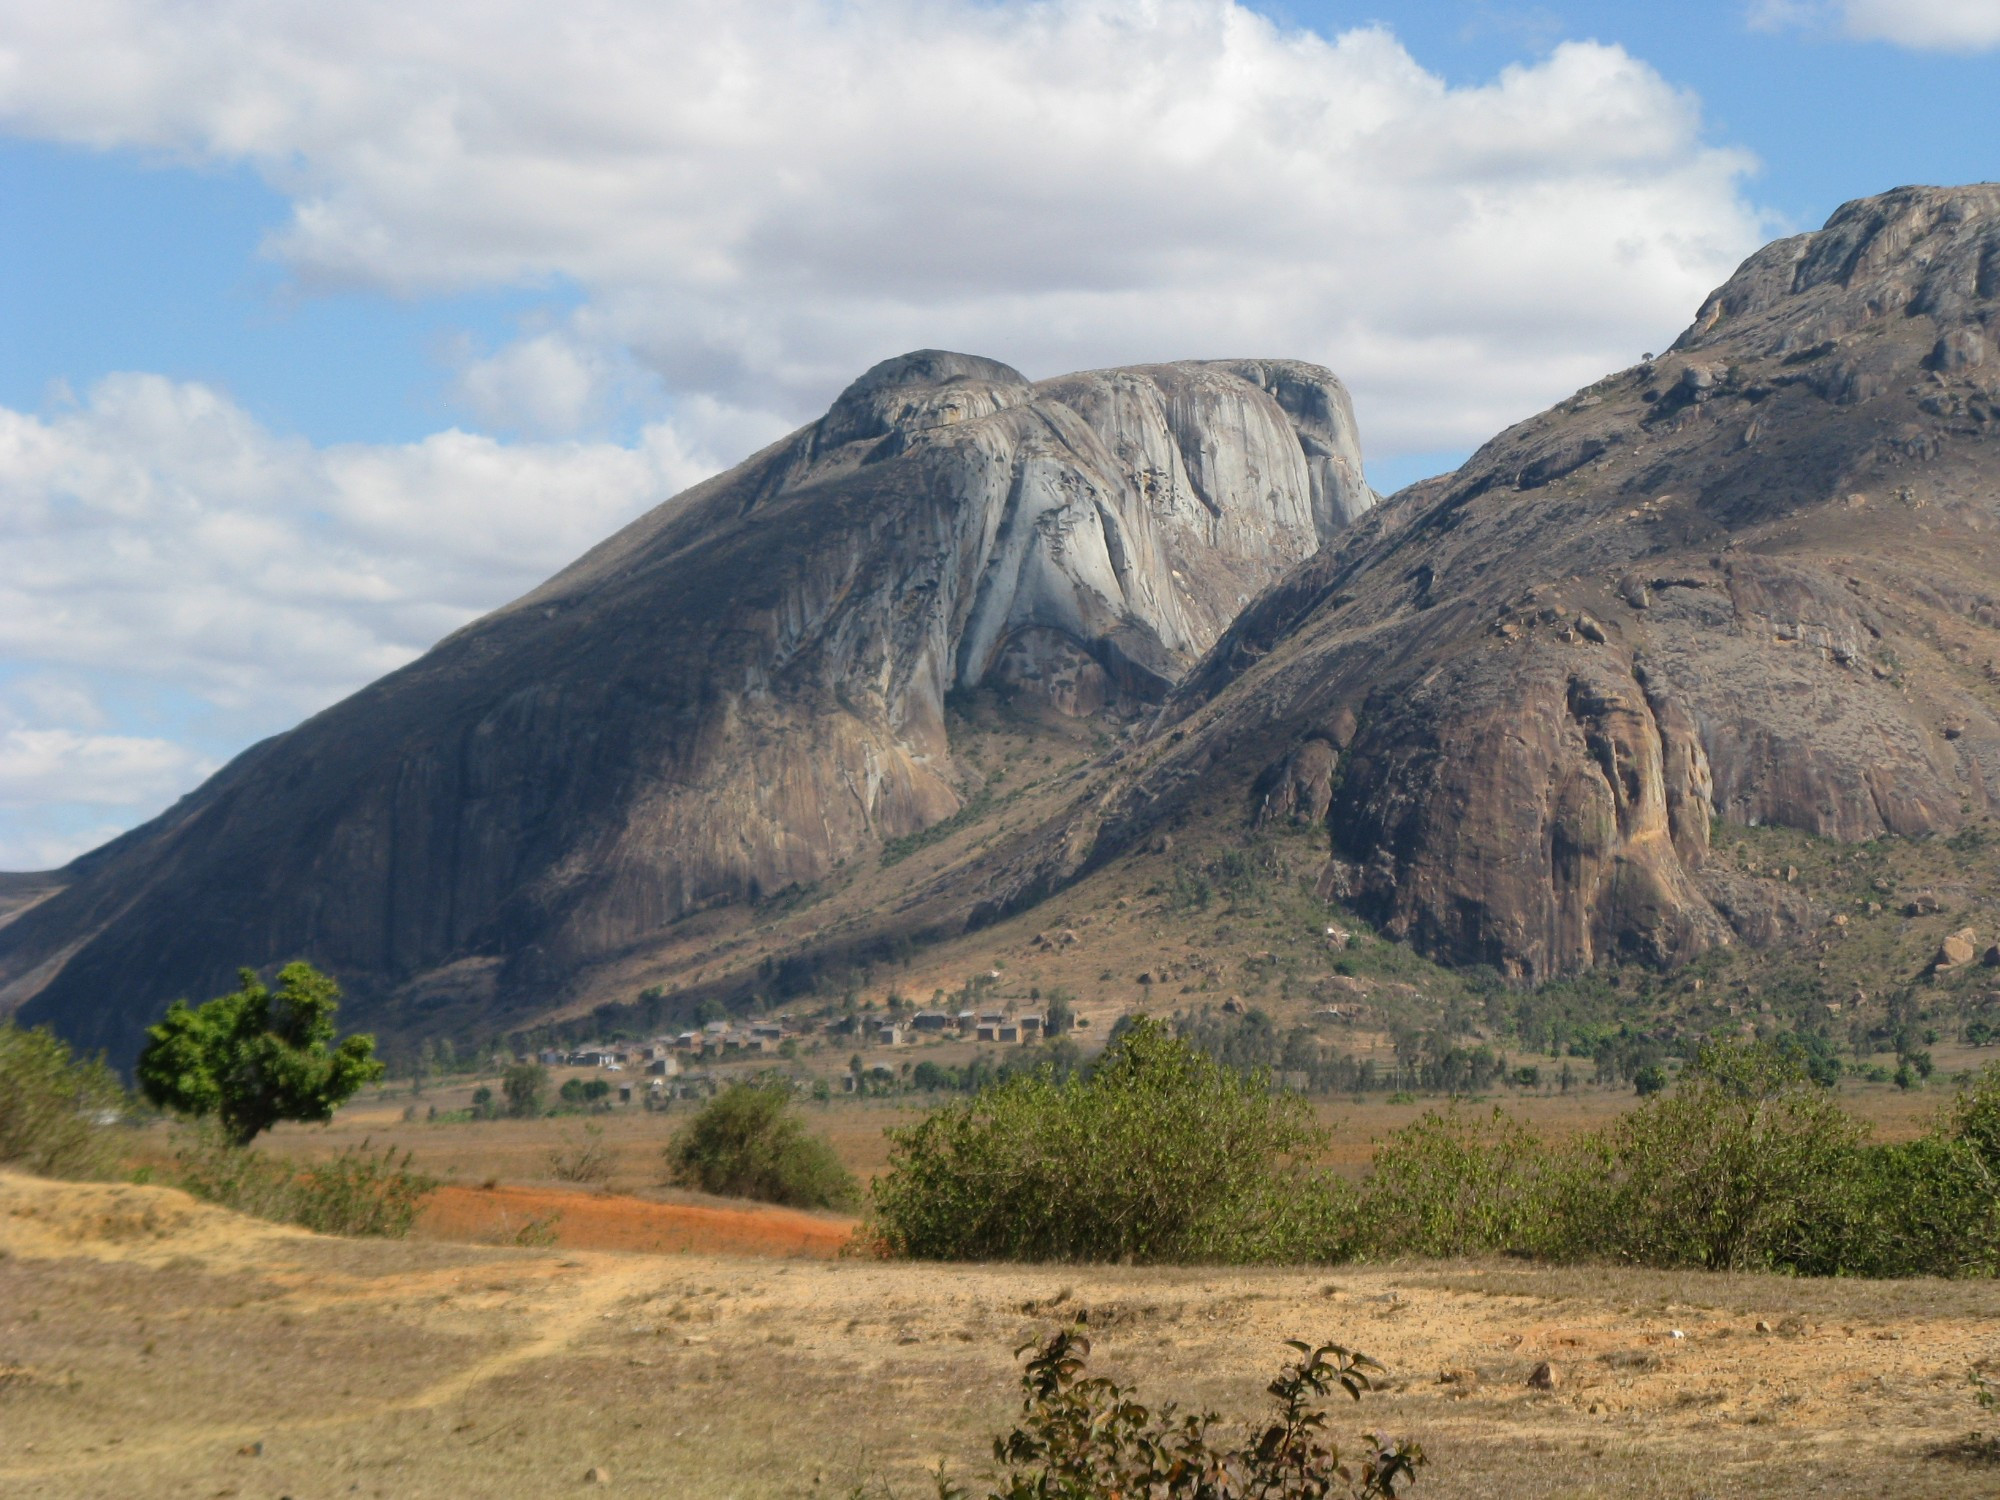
0, 1022, 127, 1179
666, 1080, 858, 1210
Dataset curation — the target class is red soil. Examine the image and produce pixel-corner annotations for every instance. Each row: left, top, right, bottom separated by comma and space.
417, 1183, 855, 1258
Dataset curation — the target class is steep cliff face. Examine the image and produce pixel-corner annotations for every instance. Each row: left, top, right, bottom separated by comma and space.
0, 351, 1371, 1060
1036, 185, 2000, 979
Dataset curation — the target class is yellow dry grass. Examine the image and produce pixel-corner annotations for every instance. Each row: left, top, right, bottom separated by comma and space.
5, 1168, 1999, 1499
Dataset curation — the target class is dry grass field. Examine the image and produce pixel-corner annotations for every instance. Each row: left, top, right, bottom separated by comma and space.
239, 1066, 1959, 1199
5, 1168, 2000, 1500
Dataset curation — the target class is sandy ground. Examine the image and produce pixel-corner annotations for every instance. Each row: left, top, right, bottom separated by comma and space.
5, 1170, 2000, 1499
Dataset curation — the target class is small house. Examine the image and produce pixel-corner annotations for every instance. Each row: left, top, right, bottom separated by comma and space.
1018, 1015, 1044, 1041
911, 1010, 953, 1034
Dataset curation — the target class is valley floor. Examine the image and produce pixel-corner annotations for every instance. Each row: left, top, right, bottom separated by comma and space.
3, 1170, 1997, 1499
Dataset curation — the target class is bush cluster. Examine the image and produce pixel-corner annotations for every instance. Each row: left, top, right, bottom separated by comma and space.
1326, 1041, 2000, 1275
666, 1081, 858, 1210
870, 1018, 1335, 1262
0, 1022, 127, 1179
171, 1128, 436, 1238
868, 1026, 2000, 1276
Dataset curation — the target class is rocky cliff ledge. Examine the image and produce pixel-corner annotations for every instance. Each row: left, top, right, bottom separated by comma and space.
1032, 185, 2000, 979
0, 351, 1372, 1061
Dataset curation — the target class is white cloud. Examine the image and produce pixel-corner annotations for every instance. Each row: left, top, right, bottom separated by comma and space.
0, 0, 1768, 458
1751, 0, 2000, 50
0, 822, 132, 872
0, 373, 756, 856
0, 728, 212, 811
0, 373, 732, 717
1843, 0, 2000, 49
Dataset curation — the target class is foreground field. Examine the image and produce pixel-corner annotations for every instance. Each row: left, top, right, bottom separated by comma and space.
3, 1171, 1997, 1499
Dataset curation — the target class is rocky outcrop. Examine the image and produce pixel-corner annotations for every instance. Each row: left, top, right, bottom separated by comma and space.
0, 351, 1371, 1061
1044, 184, 2000, 978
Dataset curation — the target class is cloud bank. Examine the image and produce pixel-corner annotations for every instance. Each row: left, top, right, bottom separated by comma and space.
0, 0, 1767, 454
0, 0, 1775, 863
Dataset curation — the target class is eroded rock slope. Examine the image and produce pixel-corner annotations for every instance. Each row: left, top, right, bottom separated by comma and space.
0, 352, 1370, 1060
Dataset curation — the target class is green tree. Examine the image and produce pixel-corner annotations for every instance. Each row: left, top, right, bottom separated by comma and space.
136, 963, 384, 1145
502, 1062, 549, 1117
666, 1081, 857, 1209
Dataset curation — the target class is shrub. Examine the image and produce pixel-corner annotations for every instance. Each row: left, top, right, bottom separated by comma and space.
170, 1127, 435, 1237
1572, 1039, 1871, 1272
941, 1329, 1424, 1500
549, 1122, 614, 1185
1344, 1105, 1554, 1260
666, 1082, 858, 1210
560, 1077, 613, 1110
869, 1018, 1337, 1262
0, 1022, 126, 1179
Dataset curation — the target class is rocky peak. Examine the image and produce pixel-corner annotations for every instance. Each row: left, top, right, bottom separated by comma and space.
1676, 182, 2000, 364
1021, 185, 2000, 983
0, 349, 1374, 1062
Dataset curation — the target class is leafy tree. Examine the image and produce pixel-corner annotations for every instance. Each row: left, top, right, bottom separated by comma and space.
666, 1081, 858, 1209
136, 963, 384, 1145
503, 1062, 549, 1117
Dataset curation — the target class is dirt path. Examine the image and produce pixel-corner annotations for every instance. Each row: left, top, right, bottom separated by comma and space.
415, 1181, 854, 1256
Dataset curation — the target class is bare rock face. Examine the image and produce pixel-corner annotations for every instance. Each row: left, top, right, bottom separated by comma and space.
1049, 184, 2000, 979
0, 351, 1370, 1060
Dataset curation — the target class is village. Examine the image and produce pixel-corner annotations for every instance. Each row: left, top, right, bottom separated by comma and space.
532, 1003, 1073, 1103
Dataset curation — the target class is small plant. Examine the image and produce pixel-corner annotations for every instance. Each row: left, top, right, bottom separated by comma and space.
501, 1210, 563, 1247
548, 1122, 614, 1185
289, 1142, 435, 1236
937, 1329, 1424, 1499
667, 1081, 858, 1210
0, 1022, 126, 1179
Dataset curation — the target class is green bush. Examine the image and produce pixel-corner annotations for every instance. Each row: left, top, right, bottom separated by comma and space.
1343, 1105, 1554, 1260
666, 1082, 858, 1210
170, 1127, 435, 1237
869, 1018, 1337, 1262
1568, 1040, 1871, 1272
0, 1022, 127, 1179
941, 1329, 1423, 1500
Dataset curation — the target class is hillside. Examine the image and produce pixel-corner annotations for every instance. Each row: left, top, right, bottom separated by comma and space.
0, 353, 1371, 1063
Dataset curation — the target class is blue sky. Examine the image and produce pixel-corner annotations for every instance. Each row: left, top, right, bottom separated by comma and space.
0, 0, 1995, 869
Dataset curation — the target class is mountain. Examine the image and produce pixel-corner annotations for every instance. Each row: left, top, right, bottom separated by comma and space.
0, 352, 1372, 1062
1019, 183, 2000, 981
